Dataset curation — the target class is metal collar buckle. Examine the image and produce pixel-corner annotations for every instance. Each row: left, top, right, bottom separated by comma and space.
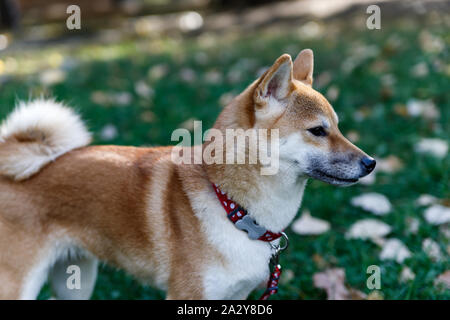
260, 232, 289, 300
270, 232, 289, 254
269, 232, 289, 266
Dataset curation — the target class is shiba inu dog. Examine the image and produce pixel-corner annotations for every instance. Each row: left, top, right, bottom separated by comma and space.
0, 49, 375, 300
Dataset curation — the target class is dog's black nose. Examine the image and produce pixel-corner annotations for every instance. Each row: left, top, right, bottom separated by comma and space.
360, 156, 376, 174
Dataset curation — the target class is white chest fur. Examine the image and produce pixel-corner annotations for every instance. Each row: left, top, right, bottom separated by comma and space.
191, 188, 272, 299
190, 179, 305, 299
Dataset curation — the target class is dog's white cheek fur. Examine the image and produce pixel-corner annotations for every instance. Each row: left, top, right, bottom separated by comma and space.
279, 132, 316, 171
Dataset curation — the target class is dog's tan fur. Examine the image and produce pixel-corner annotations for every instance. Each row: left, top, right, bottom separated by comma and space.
0, 49, 374, 299
0, 146, 220, 299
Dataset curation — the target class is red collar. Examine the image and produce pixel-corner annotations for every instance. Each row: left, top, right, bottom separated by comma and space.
212, 183, 285, 300
212, 184, 282, 242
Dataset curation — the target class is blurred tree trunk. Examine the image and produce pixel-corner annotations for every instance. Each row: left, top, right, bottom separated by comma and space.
0, 0, 21, 29
212, 0, 278, 9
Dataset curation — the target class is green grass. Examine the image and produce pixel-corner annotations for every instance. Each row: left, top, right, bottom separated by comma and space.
0, 13, 449, 299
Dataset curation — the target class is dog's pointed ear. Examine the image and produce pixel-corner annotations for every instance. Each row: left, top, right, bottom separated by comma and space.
255, 54, 293, 103
293, 49, 314, 86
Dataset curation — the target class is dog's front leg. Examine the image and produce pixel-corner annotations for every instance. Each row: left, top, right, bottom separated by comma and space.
166, 269, 206, 300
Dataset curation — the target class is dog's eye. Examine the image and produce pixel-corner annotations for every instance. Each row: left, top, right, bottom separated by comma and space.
308, 126, 327, 137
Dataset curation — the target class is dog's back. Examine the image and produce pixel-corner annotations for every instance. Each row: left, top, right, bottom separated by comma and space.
0, 101, 213, 299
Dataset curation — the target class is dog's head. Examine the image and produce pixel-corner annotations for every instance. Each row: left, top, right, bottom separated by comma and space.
251, 50, 375, 186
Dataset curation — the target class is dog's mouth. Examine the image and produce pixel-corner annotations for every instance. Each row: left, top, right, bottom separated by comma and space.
308, 169, 359, 186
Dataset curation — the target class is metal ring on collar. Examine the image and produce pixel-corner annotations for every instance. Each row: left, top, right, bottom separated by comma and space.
279, 232, 289, 252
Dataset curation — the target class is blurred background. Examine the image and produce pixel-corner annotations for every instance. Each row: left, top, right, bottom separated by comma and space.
0, 0, 449, 299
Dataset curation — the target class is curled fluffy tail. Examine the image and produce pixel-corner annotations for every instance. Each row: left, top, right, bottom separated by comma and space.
0, 99, 91, 181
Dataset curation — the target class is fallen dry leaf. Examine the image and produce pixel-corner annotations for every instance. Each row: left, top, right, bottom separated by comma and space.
113, 92, 132, 106
405, 217, 420, 234
314, 71, 332, 89
39, 69, 66, 86
410, 62, 429, 78
345, 219, 391, 240
415, 138, 448, 159
370, 60, 390, 73
194, 52, 209, 65
342, 43, 379, 74
326, 85, 339, 102
422, 238, 443, 262
385, 34, 404, 52
134, 81, 154, 99
380, 74, 396, 86
178, 11, 204, 32
443, 199, 450, 207
379, 239, 411, 263
179, 117, 201, 132
419, 30, 444, 54
313, 268, 348, 300
353, 106, 372, 122
367, 290, 384, 300
227, 69, 243, 84
298, 21, 324, 40
279, 269, 295, 285
441, 225, 450, 241
406, 99, 439, 119
140, 111, 155, 123
424, 205, 450, 225
359, 170, 376, 185
415, 194, 439, 207
148, 64, 169, 80
91, 91, 110, 105
377, 155, 404, 173
204, 70, 223, 84
351, 193, 392, 215
219, 92, 235, 107
434, 270, 450, 290
346, 130, 360, 143
291, 210, 330, 236
347, 288, 367, 300
99, 124, 118, 141
92, 91, 133, 107
179, 68, 197, 83
312, 254, 328, 269
399, 266, 415, 283
394, 103, 408, 117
